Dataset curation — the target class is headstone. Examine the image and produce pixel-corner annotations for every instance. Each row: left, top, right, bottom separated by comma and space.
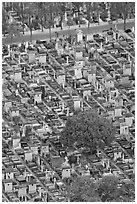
83, 69, 88, 78
18, 54, 21, 64
14, 71, 22, 82
18, 187, 27, 197
125, 116, 133, 127
62, 168, 71, 179
13, 137, 21, 149
57, 75, 65, 86
25, 151, 32, 162
38, 187, 42, 197
121, 76, 130, 84
53, 177, 56, 186
66, 107, 69, 116
120, 124, 129, 135
62, 101, 65, 111
105, 35, 108, 43
71, 163, 75, 174
41, 162, 44, 172
100, 42, 103, 50
116, 32, 119, 40
76, 51, 83, 59
4, 181, 13, 193
75, 68, 82, 79
113, 32, 116, 40
29, 51, 35, 64
83, 90, 91, 99
87, 34, 93, 41
66, 56, 69, 65
39, 55, 46, 63
65, 12, 67, 21
34, 92, 42, 103
75, 60, 84, 67
81, 100, 83, 110
29, 183, 36, 194
115, 107, 122, 117
77, 30, 83, 42
123, 67, 131, 76
74, 100, 80, 110
88, 73, 96, 83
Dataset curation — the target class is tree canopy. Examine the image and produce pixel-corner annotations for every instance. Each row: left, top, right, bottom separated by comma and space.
67, 175, 135, 202
67, 176, 101, 202
97, 175, 120, 201
2, 7, 8, 36
97, 175, 135, 202
110, 2, 135, 29
60, 110, 115, 153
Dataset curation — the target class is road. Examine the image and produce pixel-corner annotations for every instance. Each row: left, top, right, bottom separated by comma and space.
3, 20, 135, 45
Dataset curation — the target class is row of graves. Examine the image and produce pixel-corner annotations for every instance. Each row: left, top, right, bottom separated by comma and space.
43, 29, 135, 179
2, 42, 71, 202
2, 27, 135, 201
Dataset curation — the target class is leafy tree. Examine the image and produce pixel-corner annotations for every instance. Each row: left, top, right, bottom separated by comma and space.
93, 2, 103, 25
117, 2, 129, 30
2, 6, 8, 36
85, 2, 93, 28
97, 175, 120, 201
22, 3, 38, 42
7, 23, 22, 44
72, 2, 83, 27
117, 181, 135, 202
67, 17, 73, 35
67, 176, 101, 202
35, 2, 46, 32
97, 175, 135, 202
110, 2, 135, 30
55, 2, 66, 30
12, 3, 27, 34
13, 116, 20, 125
40, 3, 55, 40
72, 2, 83, 13
110, 2, 119, 22
60, 110, 115, 153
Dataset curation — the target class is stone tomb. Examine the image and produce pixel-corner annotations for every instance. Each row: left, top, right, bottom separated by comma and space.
39, 54, 46, 64
28, 51, 35, 64
76, 29, 83, 42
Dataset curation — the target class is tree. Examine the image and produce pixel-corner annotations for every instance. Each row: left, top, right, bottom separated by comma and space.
2, 6, 8, 36
22, 3, 38, 42
93, 2, 103, 25
56, 2, 66, 30
60, 110, 115, 154
13, 116, 20, 125
97, 175, 135, 202
42, 3, 54, 40
67, 17, 73, 35
116, 2, 129, 30
48, 5, 54, 40
85, 2, 93, 28
110, 2, 135, 30
72, 2, 83, 14
8, 23, 22, 44
97, 175, 120, 201
12, 2, 27, 35
67, 176, 101, 202
35, 2, 46, 32
72, 2, 83, 27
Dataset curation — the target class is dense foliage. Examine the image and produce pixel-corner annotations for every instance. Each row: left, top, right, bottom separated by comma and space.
67, 175, 135, 202
3, 2, 135, 34
60, 110, 115, 152
67, 176, 101, 202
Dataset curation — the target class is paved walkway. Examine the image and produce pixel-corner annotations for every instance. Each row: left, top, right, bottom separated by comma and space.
3, 19, 135, 45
